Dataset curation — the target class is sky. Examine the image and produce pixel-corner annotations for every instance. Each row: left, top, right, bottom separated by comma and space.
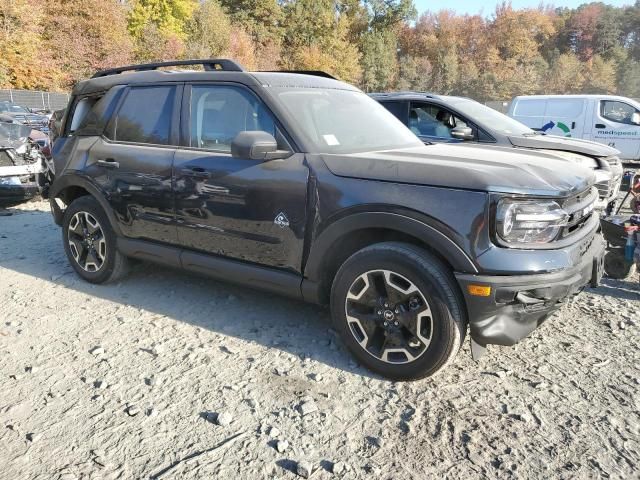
412, 0, 634, 16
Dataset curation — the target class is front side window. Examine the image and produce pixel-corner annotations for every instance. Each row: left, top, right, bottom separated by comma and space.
189, 85, 275, 151
409, 103, 469, 139
110, 86, 175, 145
600, 100, 640, 124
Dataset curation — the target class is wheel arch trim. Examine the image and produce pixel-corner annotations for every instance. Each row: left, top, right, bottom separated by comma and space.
49, 174, 122, 236
303, 211, 478, 282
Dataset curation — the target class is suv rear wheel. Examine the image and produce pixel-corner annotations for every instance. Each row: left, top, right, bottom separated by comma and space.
62, 196, 129, 284
330, 242, 466, 380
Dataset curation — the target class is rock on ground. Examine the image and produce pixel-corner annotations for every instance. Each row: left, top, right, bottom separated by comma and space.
0, 199, 639, 479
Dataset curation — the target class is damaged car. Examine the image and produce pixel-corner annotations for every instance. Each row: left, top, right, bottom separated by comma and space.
0, 121, 51, 207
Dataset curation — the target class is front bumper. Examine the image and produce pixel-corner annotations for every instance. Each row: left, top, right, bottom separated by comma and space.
455, 233, 605, 350
0, 183, 39, 205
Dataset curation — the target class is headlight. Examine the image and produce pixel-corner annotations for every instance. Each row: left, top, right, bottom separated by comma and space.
496, 199, 568, 245
539, 150, 599, 169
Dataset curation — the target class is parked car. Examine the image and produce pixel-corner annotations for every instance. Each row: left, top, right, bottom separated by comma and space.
48, 59, 604, 380
0, 120, 47, 207
372, 92, 623, 212
508, 95, 640, 162
0, 101, 49, 132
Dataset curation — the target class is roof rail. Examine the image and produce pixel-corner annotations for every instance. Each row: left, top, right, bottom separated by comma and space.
92, 59, 245, 78
265, 70, 336, 79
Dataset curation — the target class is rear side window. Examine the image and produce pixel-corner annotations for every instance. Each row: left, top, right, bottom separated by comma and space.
513, 99, 545, 117
109, 86, 175, 145
545, 99, 584, 118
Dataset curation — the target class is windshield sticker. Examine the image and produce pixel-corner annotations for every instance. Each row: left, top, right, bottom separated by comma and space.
323, 134, 340, 146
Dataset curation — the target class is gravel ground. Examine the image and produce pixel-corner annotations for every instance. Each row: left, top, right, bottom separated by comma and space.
1, 199, 639, 480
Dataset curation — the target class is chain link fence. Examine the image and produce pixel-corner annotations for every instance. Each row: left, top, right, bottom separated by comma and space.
0, 89, 70, 111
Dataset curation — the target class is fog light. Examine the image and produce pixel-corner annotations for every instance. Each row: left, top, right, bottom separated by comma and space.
468, 284, 492, 297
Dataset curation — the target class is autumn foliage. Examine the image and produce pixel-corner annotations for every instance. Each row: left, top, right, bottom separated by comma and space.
1, 0, 639, 100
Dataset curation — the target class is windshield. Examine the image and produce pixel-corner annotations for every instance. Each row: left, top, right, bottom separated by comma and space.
275, 88, 422, 154
0, 102, 29, 114
449, 98, 534, 136
0, 121, 31, 147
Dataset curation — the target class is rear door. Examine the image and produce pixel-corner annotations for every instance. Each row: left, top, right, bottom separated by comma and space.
592, 99, 640, 160
173, 83, 309, 273
88, 84, 181, 244
542, 98, 586, 138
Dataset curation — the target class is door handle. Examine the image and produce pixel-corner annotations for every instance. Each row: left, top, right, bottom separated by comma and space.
97, 158, 119, 169
595, 124, 606, 129
180, 167, 210, 179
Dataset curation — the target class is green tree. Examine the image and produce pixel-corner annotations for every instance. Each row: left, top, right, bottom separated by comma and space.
360, 29, 398, 91
127, 0, 196, 39
281, 0, 361, 82
545, 52, 585, 94
219, 0, 283, 47
583, 54, 617, 93
185, 0, 232, 58
617, 59, 640, 97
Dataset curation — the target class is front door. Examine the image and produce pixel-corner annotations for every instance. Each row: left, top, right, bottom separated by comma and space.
173, 84, 309, 273
592, 99, 640, 160
88, 85, 180, 244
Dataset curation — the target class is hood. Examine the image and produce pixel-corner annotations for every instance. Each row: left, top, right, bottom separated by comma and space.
321, 144, 595, 197
508, 134, 620, 157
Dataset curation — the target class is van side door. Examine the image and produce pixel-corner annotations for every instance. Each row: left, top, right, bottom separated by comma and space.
542, 98, 586, 138
592, 99, 640, 160
173, 83, 309, 274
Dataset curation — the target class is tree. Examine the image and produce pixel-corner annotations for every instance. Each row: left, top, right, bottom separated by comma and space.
219, 0, 283, 48
545, 53, 585, 94
43, 0, 133, 88
360, 29, 398, 91
0, 0, 53, 89
582, 54, 617, 93
281, 0, 361, 83
127, 0, 196, 40
185, 0, 232, 58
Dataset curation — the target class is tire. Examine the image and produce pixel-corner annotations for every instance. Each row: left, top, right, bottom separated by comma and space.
62, 195, 129, 284
603, 249, 634, 280
330, 242, 466, 381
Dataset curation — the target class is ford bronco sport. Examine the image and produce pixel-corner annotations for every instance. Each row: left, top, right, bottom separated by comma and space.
48, 59, 605, 380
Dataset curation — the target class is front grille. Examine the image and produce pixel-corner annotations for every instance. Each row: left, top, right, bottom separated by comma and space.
560, 187, 597, 239
595, 179, 610, 199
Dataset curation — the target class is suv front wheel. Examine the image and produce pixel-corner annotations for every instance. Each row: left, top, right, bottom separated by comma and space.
330, 242, 466, 380
62, 196, 129, 284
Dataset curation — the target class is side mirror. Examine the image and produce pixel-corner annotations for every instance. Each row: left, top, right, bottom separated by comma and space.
231, 131, 290, 161
450, 126, 474, 140
631, 112, 640, 126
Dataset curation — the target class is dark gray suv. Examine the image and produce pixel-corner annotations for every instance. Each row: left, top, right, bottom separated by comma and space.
48, 59, 604, 380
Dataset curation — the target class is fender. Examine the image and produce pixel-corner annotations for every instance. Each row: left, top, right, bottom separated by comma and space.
304, 211, 479, 281
48, 173, 123, 236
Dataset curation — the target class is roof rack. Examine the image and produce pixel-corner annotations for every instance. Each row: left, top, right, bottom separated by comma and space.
265, 70, 336, 79
370, 91, 437, 98
92, 59, 245, 78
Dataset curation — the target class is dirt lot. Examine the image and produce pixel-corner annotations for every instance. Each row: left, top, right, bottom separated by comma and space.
1, 199, 639, 480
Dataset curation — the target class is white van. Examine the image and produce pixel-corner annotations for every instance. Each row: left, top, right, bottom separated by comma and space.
508, 95, 640, 162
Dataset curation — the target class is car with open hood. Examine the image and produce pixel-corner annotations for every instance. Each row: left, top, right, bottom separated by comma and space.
372, 92, 623, 212
48, 59, 604, 380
